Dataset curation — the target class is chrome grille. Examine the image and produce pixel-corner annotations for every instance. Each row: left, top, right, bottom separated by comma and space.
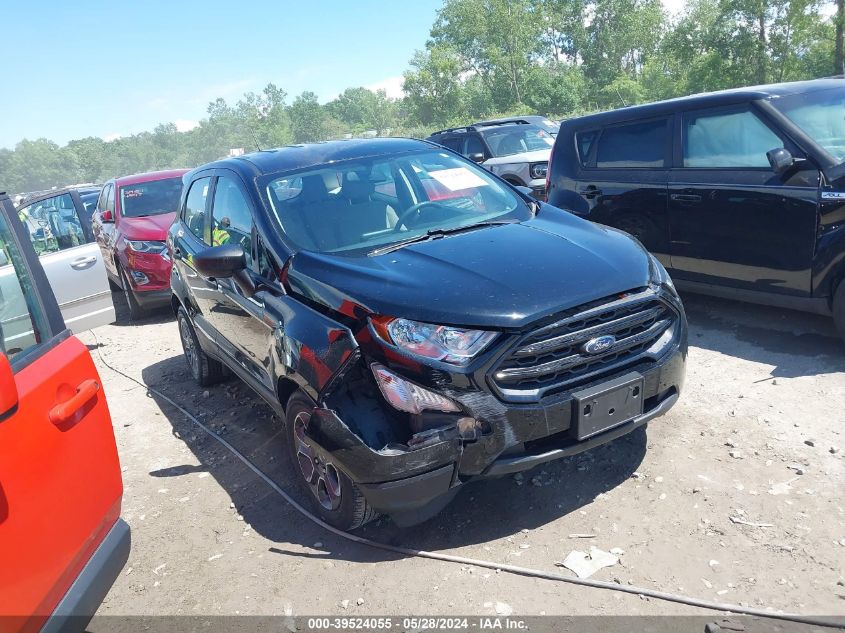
492, 288, 676, 399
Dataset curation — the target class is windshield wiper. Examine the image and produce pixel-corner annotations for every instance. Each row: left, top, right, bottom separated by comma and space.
369, 220, 517, 256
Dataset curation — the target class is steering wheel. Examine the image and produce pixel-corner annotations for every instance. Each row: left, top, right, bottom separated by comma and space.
393, 201, 443, 232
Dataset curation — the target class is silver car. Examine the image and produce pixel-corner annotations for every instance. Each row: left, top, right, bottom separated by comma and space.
0, 188, 114, 351
426, 122, 555, 198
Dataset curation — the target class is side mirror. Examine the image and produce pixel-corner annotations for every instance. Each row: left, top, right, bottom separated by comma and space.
194, 244, 256, 297
0, 353, 18, 422
468, 152, 485, 163
515, 185, 534, 197
101, 210, 114, 223
767, 147, 794, 175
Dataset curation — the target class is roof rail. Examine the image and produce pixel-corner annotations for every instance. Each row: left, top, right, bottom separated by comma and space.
429, 125, 476, 136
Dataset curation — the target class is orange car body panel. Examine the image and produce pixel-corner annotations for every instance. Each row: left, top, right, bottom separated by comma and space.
0, 336, 123, 633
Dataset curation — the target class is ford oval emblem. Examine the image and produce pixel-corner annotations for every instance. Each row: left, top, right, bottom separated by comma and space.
582, 335, 616, 355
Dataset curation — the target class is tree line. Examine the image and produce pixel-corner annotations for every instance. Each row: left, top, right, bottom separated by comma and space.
2, 0, 841, 194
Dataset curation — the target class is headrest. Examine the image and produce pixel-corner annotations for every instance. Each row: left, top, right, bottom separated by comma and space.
296, 175, 328, 203
341, 178, 374, 203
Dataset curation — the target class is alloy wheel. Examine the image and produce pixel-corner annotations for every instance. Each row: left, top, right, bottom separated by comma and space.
293, 411, 342, 511
179, 318, 200, 378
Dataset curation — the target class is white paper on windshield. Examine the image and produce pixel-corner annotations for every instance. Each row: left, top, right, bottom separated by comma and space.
429, 167, 488, 191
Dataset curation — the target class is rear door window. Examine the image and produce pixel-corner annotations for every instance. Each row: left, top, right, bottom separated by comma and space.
596, 119, 668, 168
464, 135, 486, 157
17, 194, 87, 256
438, 136, 463, 152
183, 177, 211, 243
683, 109, 783, 168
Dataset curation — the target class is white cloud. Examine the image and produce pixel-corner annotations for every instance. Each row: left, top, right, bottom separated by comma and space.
103, 132, 122, 142
365, 76, 405, 100
174, 119, 200, 132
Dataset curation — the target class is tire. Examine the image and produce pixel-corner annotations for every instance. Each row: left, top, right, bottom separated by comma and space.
285, 391, 378, 530
177, 307, 226, 387
120, 268, 147, 321
833, 279, 845, 344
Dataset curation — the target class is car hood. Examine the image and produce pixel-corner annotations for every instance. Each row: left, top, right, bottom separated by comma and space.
484, 149, 551, 166
285, 208, 653, 330
120, 212, 176, 240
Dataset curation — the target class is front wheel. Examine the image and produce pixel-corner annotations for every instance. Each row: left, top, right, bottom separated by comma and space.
285, 392, 378, 530
120, 269, 147, 321
177, 307, 226, 387
833, 280, 845, 345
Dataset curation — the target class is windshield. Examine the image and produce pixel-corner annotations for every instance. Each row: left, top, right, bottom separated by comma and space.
481, 125, 555, 157
772, 88, 845, 163
263, 150, 529, 255
119, 177, 183, 217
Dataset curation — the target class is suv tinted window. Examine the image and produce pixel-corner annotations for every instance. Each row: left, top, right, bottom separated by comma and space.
0, 212, 50, 359
438, 136, 462, 152
211, 177, 253, 265
464, 135, 486, 156
18, 194, 86, 256
596, 119, 667, 168
684, 109, 783, 168
576, 130, 599, 167
184, 177, 210, 243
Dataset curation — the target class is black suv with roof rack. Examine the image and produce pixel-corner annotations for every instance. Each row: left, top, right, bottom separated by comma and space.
427, 120, 555, 198
548, 78, 845, 343
169, 137, 687, 529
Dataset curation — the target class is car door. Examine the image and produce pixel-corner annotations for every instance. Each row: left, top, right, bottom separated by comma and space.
0, 193, 128, 633
16, 193, 115, 333
574, 117, 673, 262
92, 183, 118, 281
668, 104, 820, 295
171, 175, 218, 340
204, 172, 275, 391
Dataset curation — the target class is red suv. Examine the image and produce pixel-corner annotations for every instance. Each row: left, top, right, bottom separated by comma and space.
0, 192, 129, 632
92, 169, 188, 319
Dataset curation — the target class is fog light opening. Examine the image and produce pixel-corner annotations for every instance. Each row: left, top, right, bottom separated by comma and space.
129, 270, 150, 286
370, 363, 460, 415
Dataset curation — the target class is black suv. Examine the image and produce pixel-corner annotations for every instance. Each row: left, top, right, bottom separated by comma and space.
169, 138, 687, 529
548, 78, 845, 342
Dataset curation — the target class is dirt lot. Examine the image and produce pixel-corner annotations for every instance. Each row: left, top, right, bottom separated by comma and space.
80, 292, 845, 620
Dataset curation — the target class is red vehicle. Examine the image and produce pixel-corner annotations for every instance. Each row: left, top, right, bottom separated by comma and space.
91, 169, 188, 319
0, 192, 129, 632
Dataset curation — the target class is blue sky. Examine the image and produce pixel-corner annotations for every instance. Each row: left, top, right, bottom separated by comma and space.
0, 0, 442, 149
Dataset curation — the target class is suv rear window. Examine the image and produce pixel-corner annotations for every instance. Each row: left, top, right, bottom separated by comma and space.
596, 119, 667, 168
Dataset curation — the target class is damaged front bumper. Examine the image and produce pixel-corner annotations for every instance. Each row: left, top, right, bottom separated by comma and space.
303, 335, 686, 526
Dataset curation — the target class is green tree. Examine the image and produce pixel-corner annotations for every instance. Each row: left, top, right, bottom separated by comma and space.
403, 45, 470, 126
431, 0, 545, 109
289, 91, 332, 143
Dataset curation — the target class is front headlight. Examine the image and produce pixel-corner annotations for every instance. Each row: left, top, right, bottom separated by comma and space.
126, 239, 167, 255
370, 316, 497, 366
529, 162, 548, 180
648, 253, 676, 293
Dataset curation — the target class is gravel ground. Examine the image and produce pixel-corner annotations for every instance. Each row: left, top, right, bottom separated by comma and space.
80, 291, 845, 622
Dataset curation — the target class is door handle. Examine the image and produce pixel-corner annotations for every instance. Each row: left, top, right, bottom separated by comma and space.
49, 379, 100, 425
70, 256, 97, 269
580, 186, 603, 199
670, 194, 702, 203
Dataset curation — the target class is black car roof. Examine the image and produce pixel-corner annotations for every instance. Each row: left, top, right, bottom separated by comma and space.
565, 78, 844, 128
189, 137, 440, 180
